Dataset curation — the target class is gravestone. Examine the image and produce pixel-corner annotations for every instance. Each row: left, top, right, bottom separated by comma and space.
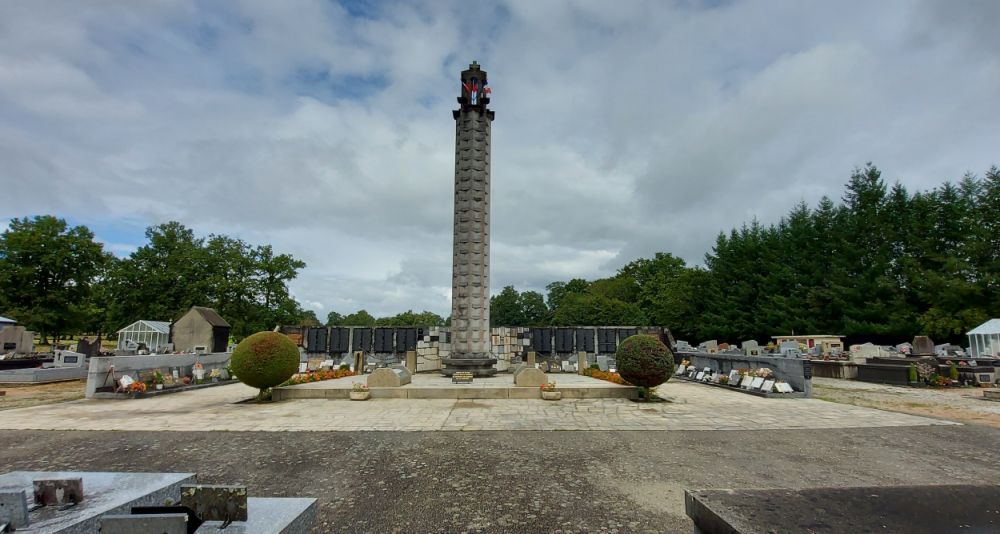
514, 367, 546, 387
405, 350, 417, 373
911, 336, 935, 357
728, 370, 740, 384
761, 379, 775, 392
526, 351, 536, 367
750, 377, 764, 390
741, 340, 760, 356
367, 366, 412, 387
577, 351, 589, 375
596, 355, 610, 372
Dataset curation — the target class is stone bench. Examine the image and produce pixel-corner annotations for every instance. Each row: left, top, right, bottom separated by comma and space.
367, 366, 412, 387
512, 365, 546, 387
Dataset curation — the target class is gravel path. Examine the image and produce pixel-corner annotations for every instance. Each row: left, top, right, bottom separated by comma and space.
813, 377, 1000, 428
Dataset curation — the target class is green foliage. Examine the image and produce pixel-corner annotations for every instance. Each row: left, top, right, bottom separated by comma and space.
490, 286, 550, 327
949, 362, 959, 380
551, 292, 646, 326
230, 331, 300, 396
615, 335, 674, 389
328, 309, 444, 327
0, 216, 107, 341
100, 222, 306, 339
908, 365, 918, 383
341, 309, 376, 326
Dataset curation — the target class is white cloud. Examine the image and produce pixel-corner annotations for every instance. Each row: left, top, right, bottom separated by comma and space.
1, 0, 997, 317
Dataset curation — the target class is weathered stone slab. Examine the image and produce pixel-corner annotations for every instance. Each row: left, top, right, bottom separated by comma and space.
985, 389, 1000, 401
0, 490, 29, 530
100, 513, 188, 534
0, 471, 195, 533
367, 366, 412, 387
686, 485, 1000, 534
514, 367, 546, 387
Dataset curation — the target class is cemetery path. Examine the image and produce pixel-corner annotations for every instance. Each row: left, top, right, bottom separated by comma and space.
813, 377, 1000, 429
1, 425, 998, 533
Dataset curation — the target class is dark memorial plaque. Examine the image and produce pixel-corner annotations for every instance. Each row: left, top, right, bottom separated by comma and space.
180, 484, 248, 523
452, 371, 474, 384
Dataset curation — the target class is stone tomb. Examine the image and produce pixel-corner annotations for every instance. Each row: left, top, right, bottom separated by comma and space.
367, 366, 412, 388
0, 471, 316, 533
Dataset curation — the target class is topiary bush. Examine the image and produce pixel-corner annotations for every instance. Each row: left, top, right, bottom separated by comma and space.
231, 331, 300, 400
615, 334, 674, 399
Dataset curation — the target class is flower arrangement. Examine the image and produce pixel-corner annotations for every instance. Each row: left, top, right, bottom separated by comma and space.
182, 376, 192, 385
209, 368, 221, 379
352, 382, 369, 392
129, 381, 147, 394
154, 370, 164, 384
584, 370, 630, 385
540, 381, 557, 392
284, 368, 357, 386
755, 368, 773, 379
718, 375, 729, 385
680, 359, 691, 366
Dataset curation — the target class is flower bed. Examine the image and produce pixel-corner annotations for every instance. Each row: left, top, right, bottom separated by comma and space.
281, 368, 356, 386
583, 367, 631, 385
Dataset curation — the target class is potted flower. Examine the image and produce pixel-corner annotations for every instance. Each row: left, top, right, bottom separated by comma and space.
154, 370, 164, 390
350, 382, 370, 401
540, 381, 561, 401
209, 368, 221, 383
129, 381, 147, 396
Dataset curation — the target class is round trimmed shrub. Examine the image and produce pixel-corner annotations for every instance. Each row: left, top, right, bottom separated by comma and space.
231, 331, 300, 398
615, 335, 675, 390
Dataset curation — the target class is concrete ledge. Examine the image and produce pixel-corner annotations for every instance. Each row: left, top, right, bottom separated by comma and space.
685, 485, 1000, 534
273, 384, 638, 400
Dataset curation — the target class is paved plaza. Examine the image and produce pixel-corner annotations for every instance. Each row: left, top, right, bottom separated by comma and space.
0, 379, 956, 432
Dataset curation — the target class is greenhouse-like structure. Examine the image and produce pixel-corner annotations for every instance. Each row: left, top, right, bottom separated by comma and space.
967, 319, 1000, 359
116, 320, 171, 352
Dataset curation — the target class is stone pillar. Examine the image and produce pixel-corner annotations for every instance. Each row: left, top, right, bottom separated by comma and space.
442, 61, 497, 377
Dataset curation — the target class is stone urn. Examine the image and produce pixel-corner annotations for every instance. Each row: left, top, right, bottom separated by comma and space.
541, 390, 561, 401
350, 391, 370, 401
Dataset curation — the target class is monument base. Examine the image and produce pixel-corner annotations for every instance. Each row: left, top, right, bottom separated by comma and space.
441, 356, 498, 377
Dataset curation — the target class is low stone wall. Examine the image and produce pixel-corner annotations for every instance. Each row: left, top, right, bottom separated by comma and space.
85, 353, 231, 398
0, 366, 88, 384
676, 351, 812, 396
809, 360, 858, 379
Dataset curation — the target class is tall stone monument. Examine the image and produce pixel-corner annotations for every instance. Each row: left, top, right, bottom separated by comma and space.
442, 61, 497, 377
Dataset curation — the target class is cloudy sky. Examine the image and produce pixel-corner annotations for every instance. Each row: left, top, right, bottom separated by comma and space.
1, 0, 998, 318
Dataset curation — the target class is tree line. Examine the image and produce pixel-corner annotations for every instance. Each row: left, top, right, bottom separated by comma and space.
4, 163, 997, 347
490, 164, 1000, 346
0, 218, 311, 342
